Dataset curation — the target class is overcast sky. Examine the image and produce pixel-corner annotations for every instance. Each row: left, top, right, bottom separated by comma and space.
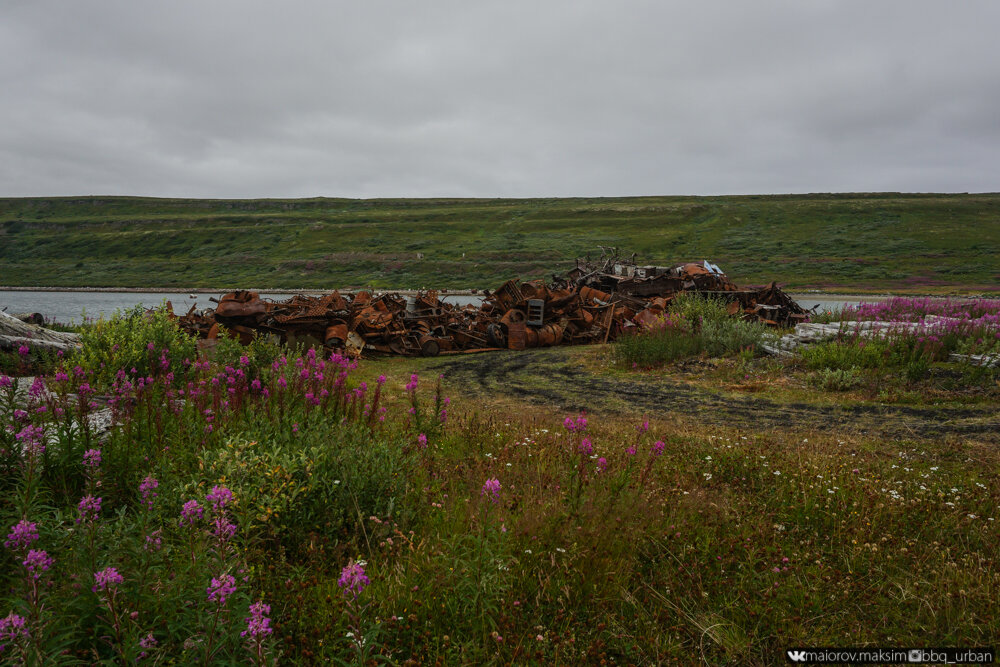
2, 1, 998, 198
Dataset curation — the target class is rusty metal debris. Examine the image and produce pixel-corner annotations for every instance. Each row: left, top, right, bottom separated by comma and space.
171, 248, 807, 357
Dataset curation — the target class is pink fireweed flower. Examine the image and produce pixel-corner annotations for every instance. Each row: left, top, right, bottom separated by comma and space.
578, 437, 593, 455
626, 445, 637, 457
180, 500, 203, 526
0, 375, 11, 388
417, 433, 428, 449
206, 573, 237, 605
206, 485, 233, 511
17, 345, 29, 357
92, 567, 123, 592
212, 516, 237, 543
144, 530, 163, 552
76, 495, 102, 524
597, 457, 607, 472
481, 477, 501, 503
139, 476, 158, 508
405, 374, 419, 393
0, 612, 29, 652
338, 561, 370, 598
137, 632, 157, 660
4, 520, 39, 552
22, 549, 53, 579
563, 416, 577, 432
15, 425, 45, 459
651, 440, 665, 456
83, 448, 102, 468
637, 419, 649, 434
377, 374, 387, 386
241, 601, 273, 638
575, 414, 588, 431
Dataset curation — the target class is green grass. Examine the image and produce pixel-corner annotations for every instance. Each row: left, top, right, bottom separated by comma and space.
2, 312, 998, 664
1, 193, 999, 292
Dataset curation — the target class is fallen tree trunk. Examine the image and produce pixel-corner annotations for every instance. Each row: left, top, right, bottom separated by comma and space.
7, 312, 46, 325
0, 310, 80, 354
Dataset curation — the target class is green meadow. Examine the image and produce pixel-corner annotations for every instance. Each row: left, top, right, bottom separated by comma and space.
1, 193, 998, 292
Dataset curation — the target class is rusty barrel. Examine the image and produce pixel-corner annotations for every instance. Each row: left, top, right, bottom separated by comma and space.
324, 322, 349, 347
579, 286, 612, 305
419, 335, 441, 357
535, 322, 564, 346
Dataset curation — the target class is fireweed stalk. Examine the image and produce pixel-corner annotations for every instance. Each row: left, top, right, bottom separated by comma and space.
203, 573, 237, 665
93, 567, 128, 663
138, 476, 160, 580
22, 548, 53, 655
206, 485, 236, 561
14, 425, 45, 513
241, 600, 273, 666
180, 499, 204, 565
338, 561, 372, 662
0, 612, 30, 659
475, 477, 503, 648
563, 413, 591, 516
77, 493, 102, 572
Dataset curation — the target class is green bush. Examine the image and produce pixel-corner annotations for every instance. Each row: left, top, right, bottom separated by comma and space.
615, 294, 767, 368
671, 293, 731, 327
700, 318, 768, 358
198, 423, 416, 557
76, 305, 197, 387
801, 339, 892, 371
211, 327, 284, 378
810, 368, 863, 391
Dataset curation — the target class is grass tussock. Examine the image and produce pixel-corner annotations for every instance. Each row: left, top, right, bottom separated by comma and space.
614, 294, 768, 369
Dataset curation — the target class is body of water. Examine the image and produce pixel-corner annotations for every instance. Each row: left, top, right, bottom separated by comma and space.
0, 289, 889, 324
0, 290, 483, 324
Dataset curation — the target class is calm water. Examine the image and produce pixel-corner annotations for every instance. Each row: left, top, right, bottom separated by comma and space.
0, 290, 483, 324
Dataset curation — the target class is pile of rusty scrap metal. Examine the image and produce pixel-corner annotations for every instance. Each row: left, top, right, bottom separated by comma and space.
170, 249, 808, 357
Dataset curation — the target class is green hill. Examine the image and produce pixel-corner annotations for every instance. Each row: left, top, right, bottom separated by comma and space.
1, 193, 997, 293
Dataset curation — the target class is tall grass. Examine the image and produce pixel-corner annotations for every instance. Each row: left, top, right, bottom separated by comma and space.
615, 295, 769, 368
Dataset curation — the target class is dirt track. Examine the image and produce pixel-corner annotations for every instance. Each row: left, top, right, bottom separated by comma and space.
427, 348, 1000, 443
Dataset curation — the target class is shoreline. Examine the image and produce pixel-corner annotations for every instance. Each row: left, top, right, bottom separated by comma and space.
0, 286, 481, 296
2, 286, 998, 300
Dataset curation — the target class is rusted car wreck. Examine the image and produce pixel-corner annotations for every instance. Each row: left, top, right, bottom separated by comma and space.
172, 250, 807, 357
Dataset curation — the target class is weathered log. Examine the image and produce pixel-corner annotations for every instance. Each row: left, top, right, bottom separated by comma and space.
0, 310, 80, 354
8, 312, 45, 325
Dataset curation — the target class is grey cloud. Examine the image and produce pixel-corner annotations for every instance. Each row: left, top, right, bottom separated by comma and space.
1, 0, 998, 197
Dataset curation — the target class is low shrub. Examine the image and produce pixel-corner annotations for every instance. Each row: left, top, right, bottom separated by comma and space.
810, 367, 863, 391
801, 339, 893, 371
615, 294, 767, 368
76, 305, 197, 388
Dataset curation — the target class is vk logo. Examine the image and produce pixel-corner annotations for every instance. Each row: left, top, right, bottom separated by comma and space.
786, 650, 808, 662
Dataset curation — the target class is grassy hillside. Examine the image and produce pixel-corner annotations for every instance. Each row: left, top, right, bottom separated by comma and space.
1, 193, 998, 292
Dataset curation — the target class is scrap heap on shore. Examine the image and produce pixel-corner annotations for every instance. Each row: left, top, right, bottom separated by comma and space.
171, 249, 808, 357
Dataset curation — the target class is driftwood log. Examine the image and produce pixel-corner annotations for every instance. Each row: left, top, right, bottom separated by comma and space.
5, 312, 45, 325
0, 310, 80, 354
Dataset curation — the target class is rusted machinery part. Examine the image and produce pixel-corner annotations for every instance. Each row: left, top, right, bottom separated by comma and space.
419, 335, 441, 357
324, 322, 349, 347
486, 323, 507, 348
